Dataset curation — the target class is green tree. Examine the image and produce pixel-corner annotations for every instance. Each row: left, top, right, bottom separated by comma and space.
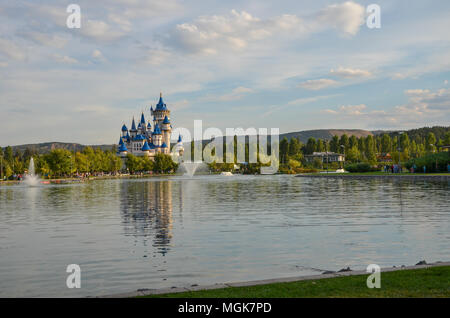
279, 137, 289, 164
75, 152, 90, 173
125, 153, 141, 173
365, 135, 377, 164
330, 135, 339, 153
288, 137, 301, 156
346, 145, 361, 163
443, 131, 450, 145
154, 153, 177, 173
305, 137, 316, 155
426, 132, 437, 152
45, 149, 73, 176
316, 139, 325, 152
349, 135, 358, 149
381, 134, 392, 154
4, 146, 13, 163
339, 134, 350, 153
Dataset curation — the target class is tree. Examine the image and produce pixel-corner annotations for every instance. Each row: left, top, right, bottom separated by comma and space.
154, 153, 177, 173
125, 154, 141, 173
4, 146, 13, 164
443, 131, 450, 145
330, 135, 339, 153
75, 152, 89, 173
305, 137, 316, 155
365, 135, 377, 164
279, 137, 289, 164
349, 135, 358, 149
346, 146, 361, 163
45, 149, 72, 176
339, 134, 350, 152
316, 139, 325, 152
381, 134, 392, 154
426, 132, 437, 152
288, 137, 301, 156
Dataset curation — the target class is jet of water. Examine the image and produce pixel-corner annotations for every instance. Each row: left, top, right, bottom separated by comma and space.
24, 157, 40, 186
179, 161, 206, 177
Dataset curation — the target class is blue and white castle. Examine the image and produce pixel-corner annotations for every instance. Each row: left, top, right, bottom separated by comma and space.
117, 93, 183, 160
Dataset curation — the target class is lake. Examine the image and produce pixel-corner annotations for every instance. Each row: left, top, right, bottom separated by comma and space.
0, 175, 449, 297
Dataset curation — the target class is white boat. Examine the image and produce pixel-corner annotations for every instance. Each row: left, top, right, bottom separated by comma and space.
220, 172, 233, 176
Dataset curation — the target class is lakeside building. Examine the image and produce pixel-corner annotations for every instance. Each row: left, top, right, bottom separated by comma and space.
377, 153, 393, 162
117, 93, 183, 160
305, 152, 345, 163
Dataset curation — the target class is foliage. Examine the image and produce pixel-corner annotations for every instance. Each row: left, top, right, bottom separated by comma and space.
344, 163, 379, 173
405, 152, 450, 173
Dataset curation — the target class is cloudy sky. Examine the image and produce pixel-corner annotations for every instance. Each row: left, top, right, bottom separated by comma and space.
1, 0, 449, 146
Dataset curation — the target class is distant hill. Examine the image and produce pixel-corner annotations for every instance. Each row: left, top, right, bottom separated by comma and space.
9, 142, 114, 154
5, 127, 448, 154
280, 129, 374, 143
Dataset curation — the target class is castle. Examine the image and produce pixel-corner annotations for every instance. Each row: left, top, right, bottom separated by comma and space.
117, 93, 183, 160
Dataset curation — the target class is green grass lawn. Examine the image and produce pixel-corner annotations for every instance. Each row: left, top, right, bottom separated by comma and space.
143, 266, 450, 298
307, 171, 449, 176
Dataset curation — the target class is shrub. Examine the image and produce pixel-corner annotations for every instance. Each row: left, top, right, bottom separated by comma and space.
344, 162, 379, 173
405, 152, 450, 173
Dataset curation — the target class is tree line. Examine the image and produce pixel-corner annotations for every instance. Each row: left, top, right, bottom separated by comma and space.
0, 145, 176, 179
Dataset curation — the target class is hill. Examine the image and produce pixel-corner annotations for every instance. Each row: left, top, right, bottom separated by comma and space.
8, 142, 114, 154
5, 127, 448, 154
281, 129, 373, 143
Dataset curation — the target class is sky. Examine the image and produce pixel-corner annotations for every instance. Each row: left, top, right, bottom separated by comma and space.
1, 0, 449, 146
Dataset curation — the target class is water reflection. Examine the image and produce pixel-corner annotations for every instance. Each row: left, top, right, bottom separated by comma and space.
120, 180, 175, 255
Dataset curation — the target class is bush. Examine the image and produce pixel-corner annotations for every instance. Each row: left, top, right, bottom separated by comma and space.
405, 152, 450, 173
344, 162, 379, 173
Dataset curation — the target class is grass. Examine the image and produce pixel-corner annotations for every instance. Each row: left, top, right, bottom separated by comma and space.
142, 266, 450, 298
306, 171, 449, 176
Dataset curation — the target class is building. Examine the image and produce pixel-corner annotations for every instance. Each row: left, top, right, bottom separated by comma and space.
377, 153, 393, 162
305, 152, 345, 163
117, 93, 183, 160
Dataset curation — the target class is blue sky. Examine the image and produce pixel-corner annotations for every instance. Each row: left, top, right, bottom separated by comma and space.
1, 0, 449, 146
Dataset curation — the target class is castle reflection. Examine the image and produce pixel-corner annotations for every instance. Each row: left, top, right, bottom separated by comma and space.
120, 180, 176, 255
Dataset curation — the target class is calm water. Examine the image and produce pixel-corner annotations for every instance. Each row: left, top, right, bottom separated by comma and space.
0, 175, 449, 297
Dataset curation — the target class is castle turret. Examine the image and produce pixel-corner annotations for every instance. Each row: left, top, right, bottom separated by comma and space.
161, 115, 171, 149
121, 124, 128, 137
130, 117, 137, 138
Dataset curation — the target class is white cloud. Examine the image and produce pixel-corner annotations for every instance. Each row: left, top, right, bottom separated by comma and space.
166, 3, 365, 54
287, 94, 339, 106
199, 86, 254, 102
91, 49, 106, 62
298, 79, 338, 90
52, 54, 78, 64
18, 31, 67, 48
0, 38, 26, 60
316, 1, 365, 36
80, 19, 126, 42
330, 66, 371, 78
322, 88, 450, 128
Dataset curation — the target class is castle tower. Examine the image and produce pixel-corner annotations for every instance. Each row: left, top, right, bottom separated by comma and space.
152, 123, 163, 152
161, 115, 172, 149
121, 124, 128, 137
130, 117, 137, 138
151, 92, 171, 149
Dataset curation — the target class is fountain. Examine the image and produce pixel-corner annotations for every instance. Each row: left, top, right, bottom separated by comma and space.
23, 157, 40, 186
178, 161, 206, 177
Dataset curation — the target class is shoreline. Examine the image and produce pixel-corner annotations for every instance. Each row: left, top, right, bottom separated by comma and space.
1, 172, 449, 185
295, 173, 450, 180
97, 261, 450, 298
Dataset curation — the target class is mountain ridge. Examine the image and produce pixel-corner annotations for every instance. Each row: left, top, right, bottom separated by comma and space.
4, 127, 449, 154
